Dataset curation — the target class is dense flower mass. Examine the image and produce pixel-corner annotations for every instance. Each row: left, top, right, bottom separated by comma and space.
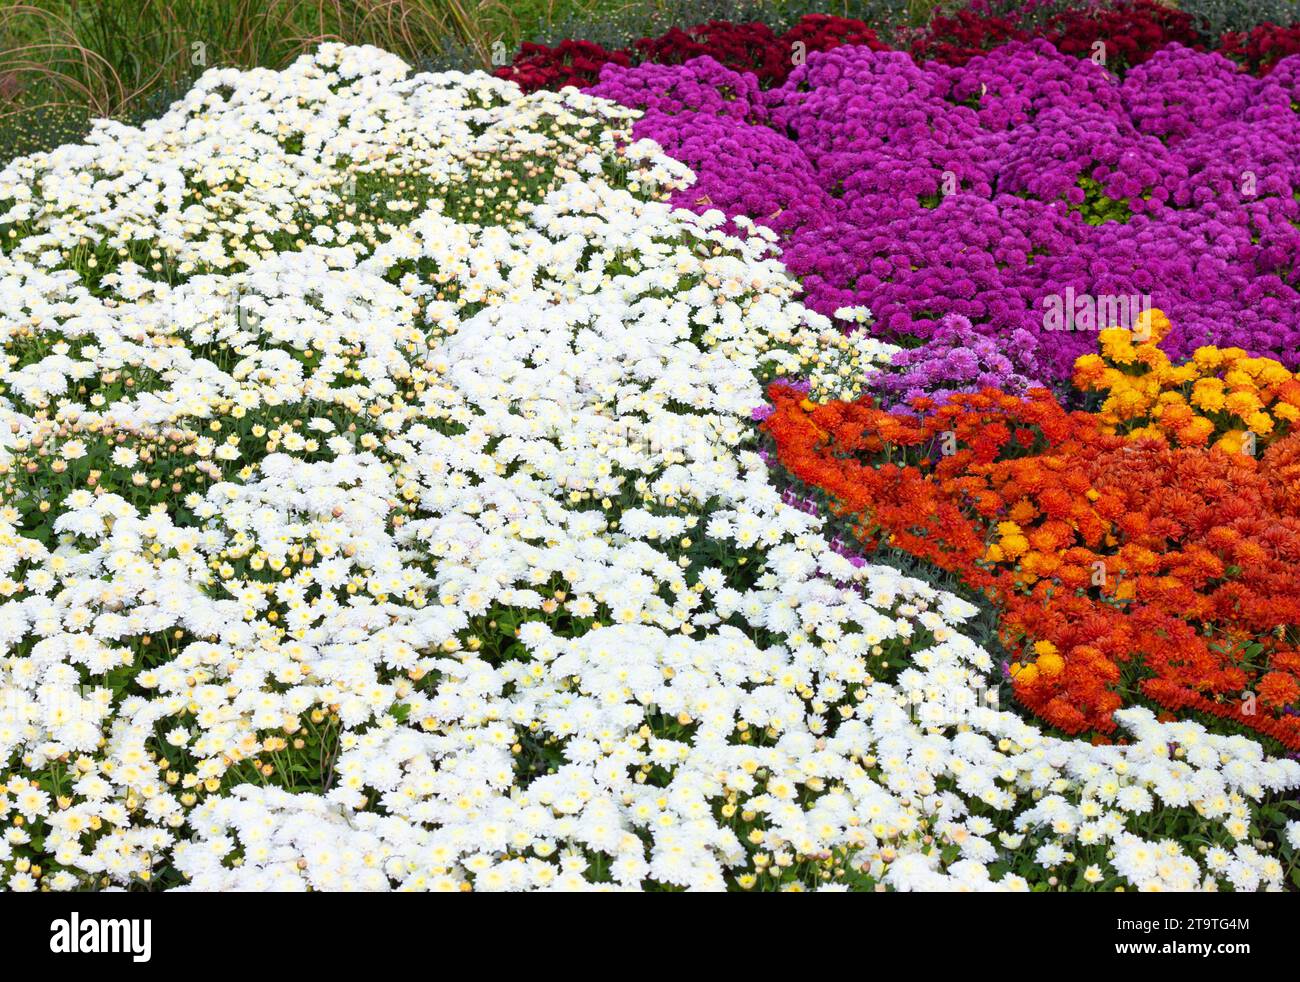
913, 1, 1203, 69
1219, 21, 1300, 74
588, 40, 1300, 383
497, 15, 890, 93
4, 41, 1298, 894
761, 320, 1300, 750
497, 2, 1300, 92
1073, 316, 1300, 453
867, 314, 1044, 409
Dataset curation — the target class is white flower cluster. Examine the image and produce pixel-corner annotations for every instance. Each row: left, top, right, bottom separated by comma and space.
794, 307, 899, 404
0, 45, 1297, 893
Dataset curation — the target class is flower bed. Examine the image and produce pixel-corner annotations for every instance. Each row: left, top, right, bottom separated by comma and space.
762, 316, 1300, 750
912, 1, 1204, 69
588, 40, 1300, 384
501, 14, 889, 93
2, 23, 1300, 893
496, 2, 1300, 92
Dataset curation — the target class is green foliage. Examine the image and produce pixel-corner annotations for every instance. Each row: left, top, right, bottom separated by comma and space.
1071, 175, 1134, 226
1178, 0, 1300, 37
